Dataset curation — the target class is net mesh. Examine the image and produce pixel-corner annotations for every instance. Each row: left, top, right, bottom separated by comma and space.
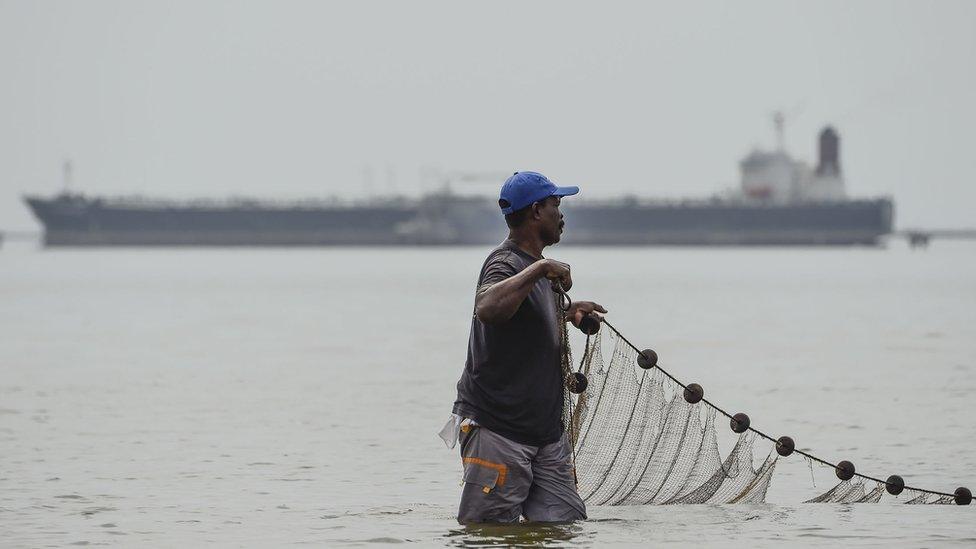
566, 329, 955, 505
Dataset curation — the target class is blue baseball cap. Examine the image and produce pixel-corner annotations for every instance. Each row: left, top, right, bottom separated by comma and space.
498, 171, 579, 214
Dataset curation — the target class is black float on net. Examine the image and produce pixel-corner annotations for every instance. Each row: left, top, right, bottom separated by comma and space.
730, 413, 751, 433
683, 383, 704, 404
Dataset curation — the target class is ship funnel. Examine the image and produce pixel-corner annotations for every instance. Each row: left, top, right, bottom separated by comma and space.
815, 126, 841, 177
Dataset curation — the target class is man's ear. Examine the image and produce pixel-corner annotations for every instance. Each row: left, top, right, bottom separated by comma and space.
531, 201, 543, 220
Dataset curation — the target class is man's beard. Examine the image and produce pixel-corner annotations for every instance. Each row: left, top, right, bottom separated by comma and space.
547, 223, 564, 244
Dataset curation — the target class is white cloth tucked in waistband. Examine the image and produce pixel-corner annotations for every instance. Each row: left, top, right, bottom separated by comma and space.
437, 413, 477, 449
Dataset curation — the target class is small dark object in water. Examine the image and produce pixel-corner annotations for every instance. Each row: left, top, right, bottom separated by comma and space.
885, 475, 905, 495
683, 383, 703, 404
570, 372, 588, 394
730, 413, 750, 433
577, 314, 601, 335
836, 460, 855, 481
955, 487, 972, 506
637, 349, 658, 369
776, 436, 795, 457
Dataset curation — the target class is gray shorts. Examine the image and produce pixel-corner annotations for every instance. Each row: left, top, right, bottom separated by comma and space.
457, 425, 587, 524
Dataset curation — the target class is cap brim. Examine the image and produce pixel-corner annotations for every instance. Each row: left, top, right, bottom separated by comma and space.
552, 185, 579, 197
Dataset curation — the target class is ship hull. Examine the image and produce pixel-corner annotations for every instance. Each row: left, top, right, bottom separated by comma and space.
562, 200, 893, 246
40, 230, 411, 246
24, 196, 893, 247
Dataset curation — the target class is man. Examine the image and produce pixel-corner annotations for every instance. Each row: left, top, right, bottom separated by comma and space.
441, 171, 607, 524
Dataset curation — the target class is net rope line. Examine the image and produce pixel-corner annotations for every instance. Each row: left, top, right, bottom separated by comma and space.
551, 283, 969, 504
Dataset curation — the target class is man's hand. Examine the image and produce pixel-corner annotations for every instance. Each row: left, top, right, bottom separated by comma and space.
567, 301, 608, 327
537, 259, 572, 291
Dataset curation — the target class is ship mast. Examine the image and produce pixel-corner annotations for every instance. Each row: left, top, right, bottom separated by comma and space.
62, 159, 73, 194
773, 111, 785, 152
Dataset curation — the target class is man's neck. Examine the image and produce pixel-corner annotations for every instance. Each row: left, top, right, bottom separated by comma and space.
507, 230, 546, 259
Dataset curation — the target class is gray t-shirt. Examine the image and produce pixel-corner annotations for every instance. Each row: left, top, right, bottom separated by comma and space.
453, 239, 563, 447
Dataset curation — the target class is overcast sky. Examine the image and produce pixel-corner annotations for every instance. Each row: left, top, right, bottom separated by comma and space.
1, 0, 974, 230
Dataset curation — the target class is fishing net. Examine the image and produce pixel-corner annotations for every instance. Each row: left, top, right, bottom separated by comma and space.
558, 315, 970, 506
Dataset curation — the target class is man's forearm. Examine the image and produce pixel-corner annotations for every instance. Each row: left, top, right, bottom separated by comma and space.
474, 262, 545, 324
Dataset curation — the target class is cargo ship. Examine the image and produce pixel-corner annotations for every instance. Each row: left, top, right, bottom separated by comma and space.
24, 123, 893, 247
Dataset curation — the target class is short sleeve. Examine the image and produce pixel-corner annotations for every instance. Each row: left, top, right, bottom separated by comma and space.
480, 252, 520, 288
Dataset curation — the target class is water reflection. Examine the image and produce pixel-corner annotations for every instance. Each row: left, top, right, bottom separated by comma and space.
445, 521, 589, 547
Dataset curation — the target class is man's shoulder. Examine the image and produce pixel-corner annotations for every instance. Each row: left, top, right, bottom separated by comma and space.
484, 243, 532, 274
485, 240, 532, 265
476, 242, 530, 287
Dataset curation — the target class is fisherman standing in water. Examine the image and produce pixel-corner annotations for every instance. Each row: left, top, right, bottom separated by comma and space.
439, 171, 607, 523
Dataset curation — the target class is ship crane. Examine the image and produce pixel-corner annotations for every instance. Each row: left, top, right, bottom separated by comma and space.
426, 169, 512, 195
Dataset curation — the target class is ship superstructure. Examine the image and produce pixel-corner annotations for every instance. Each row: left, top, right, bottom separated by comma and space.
739, 115, 846, 204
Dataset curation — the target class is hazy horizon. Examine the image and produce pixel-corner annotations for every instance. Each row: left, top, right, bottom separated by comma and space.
2, 0, 974, 231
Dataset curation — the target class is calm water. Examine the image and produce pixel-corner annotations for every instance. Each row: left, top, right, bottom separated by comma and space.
2, 240, 975, 547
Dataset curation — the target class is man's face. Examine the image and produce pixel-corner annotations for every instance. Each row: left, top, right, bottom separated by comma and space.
536, 196, 565, 245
